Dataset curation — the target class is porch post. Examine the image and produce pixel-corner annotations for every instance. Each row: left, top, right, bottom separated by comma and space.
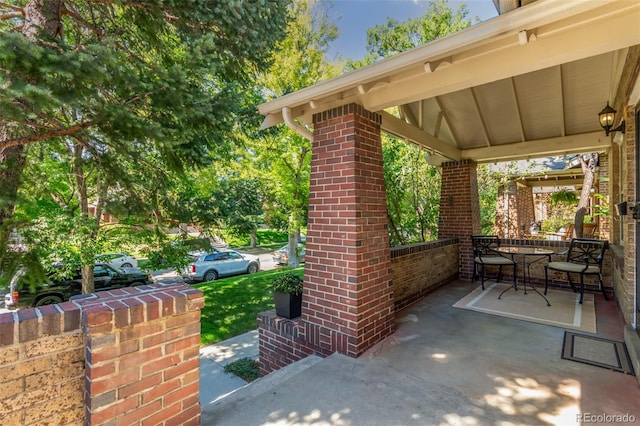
303, 103, 395, 357
496, 182, 535, 238
438, 160, 482, 279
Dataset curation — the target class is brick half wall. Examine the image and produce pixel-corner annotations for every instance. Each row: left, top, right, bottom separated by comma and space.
391, 239, 459, 310
0, 283, 204, 426
259, 239, 460, 375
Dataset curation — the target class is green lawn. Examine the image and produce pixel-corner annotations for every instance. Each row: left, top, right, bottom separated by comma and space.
224, 229, 289, 248
193, 267, 304, 346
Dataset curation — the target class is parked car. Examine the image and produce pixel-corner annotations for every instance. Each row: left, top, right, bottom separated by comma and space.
95, 252, 138, 268
181, 250, 260, 282
1, 263, 152, 309
271, 244, 306, 265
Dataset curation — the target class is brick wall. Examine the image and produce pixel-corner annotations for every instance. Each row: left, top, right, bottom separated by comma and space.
517, 185, 535, 235
304, 103, 395, 358
496, 182, 535, 238
498, 238, 613, 292
0, 283, 203, 425
598, 153, 611, 241
614, 106, 637, 326
438, 160, 481, 279
259, 239, 460, 375
391, 239, 459, 310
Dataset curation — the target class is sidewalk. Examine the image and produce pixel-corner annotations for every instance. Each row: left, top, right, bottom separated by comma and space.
199, 330, 259, 407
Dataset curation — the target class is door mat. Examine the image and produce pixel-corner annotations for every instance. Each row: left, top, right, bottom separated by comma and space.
562, 331, 635, 375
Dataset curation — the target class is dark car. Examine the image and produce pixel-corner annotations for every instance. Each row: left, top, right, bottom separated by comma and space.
1, 263, 152, 309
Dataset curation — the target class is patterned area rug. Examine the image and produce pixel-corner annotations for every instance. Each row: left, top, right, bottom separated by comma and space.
453, 282, 596, 333
562, 332, 635, 375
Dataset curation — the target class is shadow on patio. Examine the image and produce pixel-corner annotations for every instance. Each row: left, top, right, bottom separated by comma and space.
204, 279, 640, 425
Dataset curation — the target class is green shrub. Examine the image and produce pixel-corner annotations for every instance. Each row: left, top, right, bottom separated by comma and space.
223, 357, 260, 382
272, 271, 303, 295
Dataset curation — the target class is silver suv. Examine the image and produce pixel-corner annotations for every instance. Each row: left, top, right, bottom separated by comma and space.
181, 250, 260, 282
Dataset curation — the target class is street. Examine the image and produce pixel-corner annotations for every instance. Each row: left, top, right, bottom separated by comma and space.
1, 248, 281, 314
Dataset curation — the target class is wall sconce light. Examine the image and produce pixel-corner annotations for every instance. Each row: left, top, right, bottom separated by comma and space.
598, 102, 626, 136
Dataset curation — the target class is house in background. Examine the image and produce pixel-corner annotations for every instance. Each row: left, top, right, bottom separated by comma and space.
257, 0, 640, 383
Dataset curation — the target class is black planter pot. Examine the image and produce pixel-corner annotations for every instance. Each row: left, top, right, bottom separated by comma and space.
274, 291, 302, 319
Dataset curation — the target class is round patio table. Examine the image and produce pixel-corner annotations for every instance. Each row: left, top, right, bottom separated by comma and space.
497, 246, 555, 306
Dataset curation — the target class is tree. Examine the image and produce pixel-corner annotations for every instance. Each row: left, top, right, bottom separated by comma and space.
347, 0, 473, 68
253, 0, 339, 266
383, 137, 440, 245
347, 0, 473, 243
1, 0, 290, 291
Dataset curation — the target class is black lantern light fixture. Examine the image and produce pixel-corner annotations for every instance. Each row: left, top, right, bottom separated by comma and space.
598, 101, 626, 136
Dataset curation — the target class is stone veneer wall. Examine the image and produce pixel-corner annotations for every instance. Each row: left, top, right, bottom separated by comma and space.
0, 305, 84, 425
0, 283, 203, 425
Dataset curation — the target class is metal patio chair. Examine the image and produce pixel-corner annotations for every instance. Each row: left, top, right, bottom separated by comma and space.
471, 235, 517, 290
544, 238, 608, 304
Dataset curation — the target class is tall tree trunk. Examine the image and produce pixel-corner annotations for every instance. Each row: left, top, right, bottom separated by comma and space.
0, 0, 63, 236
574, 153, 598, 238
0, 126, 27, 229
72, 142, 96, 293
250, 227, 257, 248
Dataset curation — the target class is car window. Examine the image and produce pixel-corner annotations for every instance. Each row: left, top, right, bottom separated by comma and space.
94, 265, 110, 277
228, 252, 242, 260
204, 253, 224, 262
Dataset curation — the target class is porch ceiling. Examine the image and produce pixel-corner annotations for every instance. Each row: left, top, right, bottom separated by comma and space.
259, 0, 640, 165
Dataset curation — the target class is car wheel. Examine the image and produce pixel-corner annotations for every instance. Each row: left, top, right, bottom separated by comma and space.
35, 295, 63, 307
121, 263, 133, 268
247, 263, 258, 274
204, 270, 218, 282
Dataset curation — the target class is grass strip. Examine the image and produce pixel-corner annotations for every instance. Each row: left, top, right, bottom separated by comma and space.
194, 267, 304, 346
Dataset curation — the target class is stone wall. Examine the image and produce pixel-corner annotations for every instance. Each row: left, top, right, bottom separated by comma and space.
0, 283, 203, 425
0, 305, 84, 425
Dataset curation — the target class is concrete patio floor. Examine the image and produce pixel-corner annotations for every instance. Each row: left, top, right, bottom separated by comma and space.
203, 279, 640, 425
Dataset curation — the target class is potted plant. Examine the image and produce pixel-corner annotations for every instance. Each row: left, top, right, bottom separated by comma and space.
272, 271, 303, 319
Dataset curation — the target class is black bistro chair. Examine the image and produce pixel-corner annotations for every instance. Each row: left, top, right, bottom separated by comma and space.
544, 238, 608, 304
471, 235, 517, 290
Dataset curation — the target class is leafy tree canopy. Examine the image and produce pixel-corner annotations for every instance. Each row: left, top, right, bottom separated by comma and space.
347, 0, 473, 68
0, 0, 291, 168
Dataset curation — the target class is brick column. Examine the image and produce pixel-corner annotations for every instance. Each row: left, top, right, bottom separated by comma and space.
598, 153, 610, 241
438, 160, 481, 279
303, 103, 395, 358
517, 185, 535, 236
80, 283, 204, 425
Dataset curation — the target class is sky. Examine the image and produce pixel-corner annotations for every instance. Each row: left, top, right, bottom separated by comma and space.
326, 0, 499, 60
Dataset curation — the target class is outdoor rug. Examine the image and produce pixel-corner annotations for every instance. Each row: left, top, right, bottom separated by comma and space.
562, 331, 635, 375
453, 282, 596, 333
